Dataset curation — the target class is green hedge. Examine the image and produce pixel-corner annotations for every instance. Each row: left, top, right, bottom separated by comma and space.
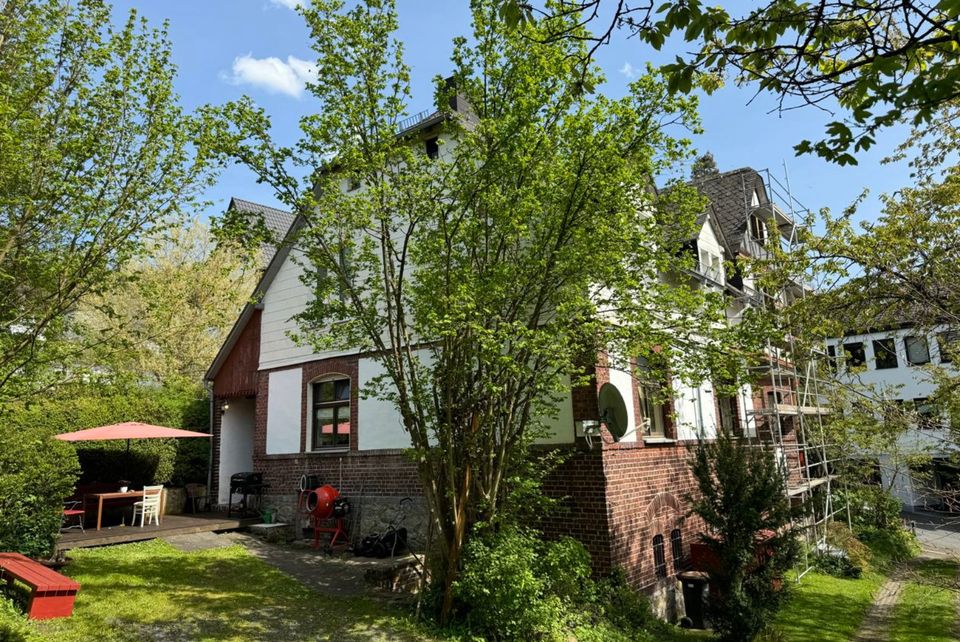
0, 384, 209, 558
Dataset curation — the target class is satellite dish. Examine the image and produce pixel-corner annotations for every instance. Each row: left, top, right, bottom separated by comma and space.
598, 383, 629, 441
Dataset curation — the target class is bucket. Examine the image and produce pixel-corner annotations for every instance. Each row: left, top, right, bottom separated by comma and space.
262, 509, 274, 524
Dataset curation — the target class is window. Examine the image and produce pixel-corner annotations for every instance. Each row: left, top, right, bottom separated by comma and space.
424, 136, 439, 160
653, 534, 667, 579
670, 529, 683, 572
938, 332, 958, 363
827, 344, 838, 373
749, 214, 766, 245
718, 395, 740, 435
843, 342, 866, 369
914, 398, 941, 429
905, 335, 931, 366
311, 377, 351, 449
698, 250, 723, 283
637, 358, 668, 438
872, 338, 898, 369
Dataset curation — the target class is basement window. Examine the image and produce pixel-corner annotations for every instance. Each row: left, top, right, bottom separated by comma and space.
905, 335, 931, 366
653, 534, 667, 579
671, 529, 683, 572
872, 338, 898, 370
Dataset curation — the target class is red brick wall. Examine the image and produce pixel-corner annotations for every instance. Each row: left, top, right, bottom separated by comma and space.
600, 441, 703, 590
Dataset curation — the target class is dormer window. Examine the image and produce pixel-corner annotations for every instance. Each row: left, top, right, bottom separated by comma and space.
749, 214, 766, 245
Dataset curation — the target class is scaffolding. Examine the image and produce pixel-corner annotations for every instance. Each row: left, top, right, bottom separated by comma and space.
720, 167, 843, 580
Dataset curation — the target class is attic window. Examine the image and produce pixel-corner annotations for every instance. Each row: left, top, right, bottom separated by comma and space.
424, 137, 439, 160
749, 214, 766, 245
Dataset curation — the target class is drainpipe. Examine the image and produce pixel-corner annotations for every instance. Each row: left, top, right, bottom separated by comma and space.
695, 386, 706, 440
205, 380, 215, 508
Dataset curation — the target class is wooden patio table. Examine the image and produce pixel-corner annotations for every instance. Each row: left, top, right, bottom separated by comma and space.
89, 491, 164, 530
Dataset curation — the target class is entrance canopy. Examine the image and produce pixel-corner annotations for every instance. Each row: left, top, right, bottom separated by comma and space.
56, 422, 210, 441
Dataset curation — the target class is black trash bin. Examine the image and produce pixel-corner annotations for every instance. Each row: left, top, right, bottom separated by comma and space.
679, 571, 710, 629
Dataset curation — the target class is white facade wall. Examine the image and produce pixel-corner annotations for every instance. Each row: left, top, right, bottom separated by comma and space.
218, 397, 256, 505
265, 367, 303, 454
827, 327, 956, 507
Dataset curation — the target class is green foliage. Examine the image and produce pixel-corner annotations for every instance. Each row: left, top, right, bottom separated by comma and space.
3, 383, 207, 487
858, 526, 920, 570
212, 0, 766, 619
833, 485, 904, 532
687, 432, 800, 642
500, 1, 960, 165
0, 418, 79, 559
0, 595, 34, 642
825, 522, 872, 573
594, 568, 657, 633
0, 383, 206, 557
0, 0, 219, 403
455, 528, 577, 640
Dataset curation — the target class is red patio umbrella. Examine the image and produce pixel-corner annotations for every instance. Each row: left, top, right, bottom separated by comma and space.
55, 422, 211, 479
55, 422, 210, 442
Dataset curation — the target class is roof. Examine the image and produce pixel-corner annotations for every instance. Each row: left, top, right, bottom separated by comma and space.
692, 167, 770, 253
227, 198, 296, 264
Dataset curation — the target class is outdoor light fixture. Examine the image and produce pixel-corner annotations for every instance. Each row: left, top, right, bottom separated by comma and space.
222, 402, 230, 412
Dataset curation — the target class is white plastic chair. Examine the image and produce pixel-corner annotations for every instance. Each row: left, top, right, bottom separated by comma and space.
132, 485, 163, 527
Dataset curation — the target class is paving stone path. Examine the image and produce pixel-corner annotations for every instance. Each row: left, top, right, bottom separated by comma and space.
162, 531, 419, 599
852, 547, 957, 642
852, 569, 906, 642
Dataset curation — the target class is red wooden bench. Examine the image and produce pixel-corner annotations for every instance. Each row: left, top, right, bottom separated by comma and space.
0, 553, 80, 619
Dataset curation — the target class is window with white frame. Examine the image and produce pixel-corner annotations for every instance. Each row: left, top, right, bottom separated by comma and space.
311, 377, 351, 449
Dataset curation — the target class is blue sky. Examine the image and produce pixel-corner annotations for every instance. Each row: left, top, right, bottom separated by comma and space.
112, 1, 912, 226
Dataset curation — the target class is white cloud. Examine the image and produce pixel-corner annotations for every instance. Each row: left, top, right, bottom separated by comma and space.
619, 62, 637, 79
224, 54, 317, 98
268, 0, 302, 9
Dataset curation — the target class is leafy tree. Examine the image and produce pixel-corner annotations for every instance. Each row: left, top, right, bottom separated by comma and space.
691, 152, 719, 181
687, 430, 800, 642
211, 0, 763, 621
0, 0, 218, 402
76, 220, 258, 386
497, 0, 960, 165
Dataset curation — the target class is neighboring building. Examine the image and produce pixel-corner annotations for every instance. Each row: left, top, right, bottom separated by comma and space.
205, 105, 824, 617
826, 326, 959, 509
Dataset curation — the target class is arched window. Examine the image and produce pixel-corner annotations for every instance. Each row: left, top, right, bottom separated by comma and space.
671, 528, 683, 572
653, 534, 667, 579
311, 376, 351, 450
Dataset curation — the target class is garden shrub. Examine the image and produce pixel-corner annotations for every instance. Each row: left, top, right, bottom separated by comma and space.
0, 595, 34, 642
455, 527, 566, 641
0, 418, 79, 558
834, 485, 903, 531
826, 521, 872, 572
595, 568, 657, 633
2, 383, 208, 488
858, 525, 919, 569
0, 383, 208, 557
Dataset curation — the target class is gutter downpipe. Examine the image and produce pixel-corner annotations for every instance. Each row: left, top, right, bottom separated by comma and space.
204, 379, 215, 508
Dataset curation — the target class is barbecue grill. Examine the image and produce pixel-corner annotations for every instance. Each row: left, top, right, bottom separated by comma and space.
228, 472, 267, 518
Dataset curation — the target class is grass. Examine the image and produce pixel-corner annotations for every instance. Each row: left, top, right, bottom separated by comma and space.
772, 570, 887, 642
0, 540, 441, 642
889, 558, 959, 642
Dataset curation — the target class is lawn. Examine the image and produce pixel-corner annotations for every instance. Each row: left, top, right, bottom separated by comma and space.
0, 540, 440, 642
890, 558, 959, 642
772, 570, 887, 642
